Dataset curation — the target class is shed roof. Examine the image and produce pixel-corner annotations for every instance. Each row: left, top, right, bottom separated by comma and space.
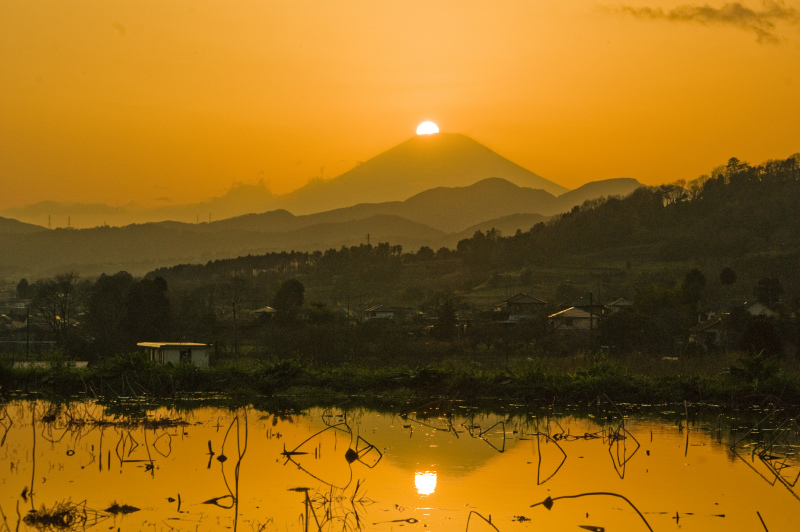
501, 293, 547, 305
137, 342, 209, 349
558, 297, 607, 310
548, 307, 593, 319
365, 305, 409, 313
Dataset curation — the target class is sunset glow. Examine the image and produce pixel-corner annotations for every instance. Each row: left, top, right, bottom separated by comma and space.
1, 1, 799, 212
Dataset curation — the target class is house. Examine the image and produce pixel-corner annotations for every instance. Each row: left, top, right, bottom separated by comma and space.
548, 307, 597, 331
558, 297, 608, 317
363, 305, 412, 322
743, 300, 777, 318
688, 317, 725, 349
333, 306, 360, 324
252, 306, 278, 321
496, 293, 548, 321
606, 298, 634, 314
137, 342, 211, 367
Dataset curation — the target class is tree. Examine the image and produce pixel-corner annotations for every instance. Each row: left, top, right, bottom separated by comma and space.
740, 315, 783, 356
85, 271, 135, 355
273, 278, 305, 314
432, 298, 457, 340
32, 272, 81, 345
84, 272, 171, 356
599, 309, 649, 353
16, 278, 35, 299
756, 277, 783, 307
680, 268, 706, 308
127, 276, 171, 341
416, 246, 435, 261
720, 267, 737, 286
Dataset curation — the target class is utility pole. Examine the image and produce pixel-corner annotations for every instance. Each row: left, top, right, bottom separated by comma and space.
232, 300, 238, 363
589, 292, 596, 349
26, 306, 30, 359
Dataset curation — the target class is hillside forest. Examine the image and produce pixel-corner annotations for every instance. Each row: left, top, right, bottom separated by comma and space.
2, 155, 800, 368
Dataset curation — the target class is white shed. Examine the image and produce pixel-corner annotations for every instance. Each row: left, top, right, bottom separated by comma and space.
137, 342, 211, 367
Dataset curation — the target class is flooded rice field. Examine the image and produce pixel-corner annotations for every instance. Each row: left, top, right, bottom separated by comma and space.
0, 399, 798, 531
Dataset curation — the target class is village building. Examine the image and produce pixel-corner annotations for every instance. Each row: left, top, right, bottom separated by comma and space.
557, 296, 608, 317
495, 293, 548, 321
606, 297, 634, 314
363, 305, 413, 322
252, 306, 278, 322
688, 317, 725, 349
137, 342, 211, 367
742, 300, 777, 318
548, 307, 598, 331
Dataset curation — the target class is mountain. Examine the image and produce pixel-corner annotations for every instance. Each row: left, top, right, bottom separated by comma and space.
0, 176, 642, 278
4, 133, 625, 229
281, 133, 568, 214
554, 178, 643, 211
214, 177, 642, 234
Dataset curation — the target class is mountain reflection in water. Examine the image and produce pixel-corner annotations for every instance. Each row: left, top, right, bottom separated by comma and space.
0, 399, 798, 531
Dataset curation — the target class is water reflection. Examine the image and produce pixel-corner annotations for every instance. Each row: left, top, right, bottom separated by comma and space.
281, 414, 383, 490
730, 408, 800, 502
414, 471, 436, 495
0, 399, 799, 530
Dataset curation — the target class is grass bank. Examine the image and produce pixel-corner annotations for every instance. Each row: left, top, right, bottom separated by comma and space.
1, 350, 798, 410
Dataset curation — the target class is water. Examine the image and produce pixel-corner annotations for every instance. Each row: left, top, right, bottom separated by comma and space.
0, 399, 798, 531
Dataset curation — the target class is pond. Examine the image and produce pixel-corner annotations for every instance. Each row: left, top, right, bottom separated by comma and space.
0, 399, 798, 531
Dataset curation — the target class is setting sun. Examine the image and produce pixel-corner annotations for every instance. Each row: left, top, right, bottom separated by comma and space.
416, 121, 439, 135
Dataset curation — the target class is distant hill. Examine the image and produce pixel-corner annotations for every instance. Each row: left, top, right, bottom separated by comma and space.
0, 216, 46, 234
452, 155, 800, 276
0, 184, 280, 229
445, 213, 549, 246
0, 215, 445, 279
0, 176, 642, 279
281, 133, 568, 214
214, 177, 642, 234
554, 178, 643, 211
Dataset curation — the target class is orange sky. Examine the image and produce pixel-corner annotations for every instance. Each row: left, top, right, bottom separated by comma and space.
2, 1, 799, 210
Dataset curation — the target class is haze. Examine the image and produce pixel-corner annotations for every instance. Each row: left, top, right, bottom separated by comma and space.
2, 1, 799, 211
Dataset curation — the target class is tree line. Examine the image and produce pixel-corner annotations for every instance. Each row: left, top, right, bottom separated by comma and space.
5, 154, 800, 362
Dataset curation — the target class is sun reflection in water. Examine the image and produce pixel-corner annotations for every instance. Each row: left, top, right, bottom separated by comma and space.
414, 471, 437, 495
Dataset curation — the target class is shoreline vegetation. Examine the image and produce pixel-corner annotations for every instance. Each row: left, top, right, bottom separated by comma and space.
1, 351, 798, 411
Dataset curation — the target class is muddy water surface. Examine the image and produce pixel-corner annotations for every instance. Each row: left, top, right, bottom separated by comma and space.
0, 400, 798, 531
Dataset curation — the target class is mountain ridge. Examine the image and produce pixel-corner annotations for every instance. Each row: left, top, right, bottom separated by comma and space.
0, 176, 643, 278
282, 133, 568, 214
1, 133, 572, 227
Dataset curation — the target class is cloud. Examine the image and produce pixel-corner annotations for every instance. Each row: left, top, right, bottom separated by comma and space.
610, 1, 800, 42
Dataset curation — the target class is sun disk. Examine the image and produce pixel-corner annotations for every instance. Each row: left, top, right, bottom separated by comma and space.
416, 121, 439, 135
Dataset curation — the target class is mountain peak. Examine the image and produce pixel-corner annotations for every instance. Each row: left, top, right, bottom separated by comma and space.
282, 133, 567, 214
